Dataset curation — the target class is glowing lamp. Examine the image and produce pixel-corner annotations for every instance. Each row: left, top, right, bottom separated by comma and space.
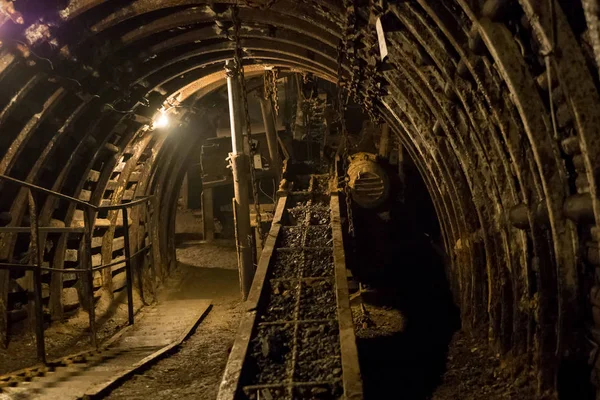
152, 112, 169, 129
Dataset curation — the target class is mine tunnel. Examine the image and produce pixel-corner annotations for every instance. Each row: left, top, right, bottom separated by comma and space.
0, 0, 599, 399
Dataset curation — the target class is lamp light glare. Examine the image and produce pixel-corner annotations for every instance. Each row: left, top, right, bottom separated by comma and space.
152, 112, 169, 129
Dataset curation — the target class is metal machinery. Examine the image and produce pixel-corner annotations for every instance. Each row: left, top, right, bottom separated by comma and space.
346, 153, 390, 209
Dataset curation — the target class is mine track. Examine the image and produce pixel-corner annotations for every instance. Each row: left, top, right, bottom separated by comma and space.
218, 172, 363, 400
0, 299, 211, 400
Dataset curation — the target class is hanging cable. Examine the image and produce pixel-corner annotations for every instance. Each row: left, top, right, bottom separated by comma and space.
12, 40, 54, 70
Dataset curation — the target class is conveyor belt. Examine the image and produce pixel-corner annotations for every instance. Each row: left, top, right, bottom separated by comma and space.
218, 172, 363, 400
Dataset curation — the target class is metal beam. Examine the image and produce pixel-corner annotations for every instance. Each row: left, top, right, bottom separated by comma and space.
226, 60, 254, 300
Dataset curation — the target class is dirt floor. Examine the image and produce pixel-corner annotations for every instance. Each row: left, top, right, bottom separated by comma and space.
108, 239, 538, 400
2, 238, 542, 399
175, 239, 238, 270
431, 331, 538, 400
105, 240, 242, 400
353, 301, 538, 400
0, 286, 142, 375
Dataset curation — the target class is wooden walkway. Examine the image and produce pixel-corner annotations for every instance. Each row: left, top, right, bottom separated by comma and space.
0, 299, 211, 400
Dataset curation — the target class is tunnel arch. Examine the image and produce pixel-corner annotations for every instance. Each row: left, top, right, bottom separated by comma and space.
1, 0, 600, 394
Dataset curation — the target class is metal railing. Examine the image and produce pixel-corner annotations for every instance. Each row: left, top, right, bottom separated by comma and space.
0, 173, 155, 363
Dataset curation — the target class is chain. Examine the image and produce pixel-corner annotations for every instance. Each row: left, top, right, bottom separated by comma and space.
271, 68, 280, 117
232, 6, 265, 248
343, 0, 360, 105
263, 70, 272, 100
337, 15, 355, 237
262, 69, 280, 117
364, 0, 385, 124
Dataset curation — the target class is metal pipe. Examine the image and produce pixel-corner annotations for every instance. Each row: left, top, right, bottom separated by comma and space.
226, 59, 254, 300
258, 96, 282, 184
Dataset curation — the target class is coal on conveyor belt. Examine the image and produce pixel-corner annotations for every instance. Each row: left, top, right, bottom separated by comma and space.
308, 203, 330, 226
248, 324, 294, 385
280, 226, 304, 248
303, 249, 334, 278
239, 172, 345, 400
311, 175, 331, 195
299, 279, 336, 320
305, 226, 332, 248
271, 249, 303, 278
285, 196, 311, 226
262, 279, 299, 323
295, 321, 342, 393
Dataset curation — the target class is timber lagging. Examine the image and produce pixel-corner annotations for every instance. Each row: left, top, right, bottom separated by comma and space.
218, 167, 362, 400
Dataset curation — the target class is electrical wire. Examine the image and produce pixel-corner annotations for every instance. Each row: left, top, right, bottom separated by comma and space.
12, 40, 54, 70
258, 179, 275, 204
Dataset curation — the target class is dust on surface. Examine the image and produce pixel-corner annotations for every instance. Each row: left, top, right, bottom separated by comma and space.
0, 288, 142, 375
354, 301, 539, 400
105, 240, 242, 400
431, 331, 539, 400
176, 239, 238, 270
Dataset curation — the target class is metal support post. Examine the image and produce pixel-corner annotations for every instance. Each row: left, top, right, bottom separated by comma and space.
27, 191, 45, 363
258, 96, 282, 184
83, 208, 97, 348
122, 207, 135, 325
226, 59, 254, 300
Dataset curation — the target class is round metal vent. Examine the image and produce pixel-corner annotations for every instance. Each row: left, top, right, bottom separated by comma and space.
347, 153, 390, 209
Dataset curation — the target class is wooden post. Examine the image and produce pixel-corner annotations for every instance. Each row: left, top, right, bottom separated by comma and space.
122, 207, 135, 325
27, 191, 46, 363
83, 208, 97, 348
202, 188, 215, 242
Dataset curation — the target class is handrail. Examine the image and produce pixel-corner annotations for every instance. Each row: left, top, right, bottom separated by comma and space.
99, 197, 153, 211
0, 243, 153, 274
0, 172, 157, 364
0, 173, 91, 209
0, 173, 153, 211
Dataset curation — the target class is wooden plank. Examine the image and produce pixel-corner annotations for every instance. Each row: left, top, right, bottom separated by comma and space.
330, 194, 363, 400
83, 300, 212, 398
79, 189, 92, 202
217, 195, 287, 400
88, 170, 100, 182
